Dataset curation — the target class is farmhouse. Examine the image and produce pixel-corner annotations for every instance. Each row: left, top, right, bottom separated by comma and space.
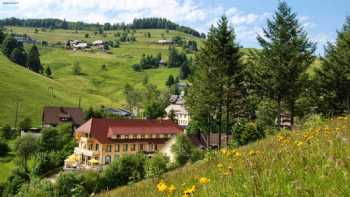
65, 118, 183, 169
73, 42, 89, 50
188, 133, 232, 149
14, 36, 36, 44
157, 39, 174, 45
165, 93, 190, 127
42, 106, 84, 127
92, 40, 106, 49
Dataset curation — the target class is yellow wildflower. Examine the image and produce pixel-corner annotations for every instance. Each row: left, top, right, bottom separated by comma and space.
199, 177, 210, 185
295, 141, 304, 147
217, 163, 223, 168
223, 172, 230, 176
249, 150, 256, 156
234, 151, 242, 157
167, 184, 176, 193
228, 166, 233, 172
183, 185, 196, 196
157, 181, 167, 192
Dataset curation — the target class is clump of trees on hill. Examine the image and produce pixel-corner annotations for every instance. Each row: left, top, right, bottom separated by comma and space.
0, 17, 203, 37
0, 31, 43, 73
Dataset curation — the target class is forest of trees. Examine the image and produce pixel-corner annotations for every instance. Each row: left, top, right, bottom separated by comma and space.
186, 2, 350, 148
0, 17, 202, 37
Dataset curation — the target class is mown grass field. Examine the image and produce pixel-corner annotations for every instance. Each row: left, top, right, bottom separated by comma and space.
0, 27, 202, 126
100, 117, 350, 197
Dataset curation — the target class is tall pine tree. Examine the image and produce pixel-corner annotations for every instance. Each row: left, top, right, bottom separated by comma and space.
27, 45, 43, 73
256, 1, 315, 128
10, 47, 27, 66
2, 34, 18, 57
186, 16, 245, 148
314, 17, 350, 115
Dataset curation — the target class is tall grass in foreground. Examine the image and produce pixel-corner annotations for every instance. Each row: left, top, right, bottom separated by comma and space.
100, 117, 350, 197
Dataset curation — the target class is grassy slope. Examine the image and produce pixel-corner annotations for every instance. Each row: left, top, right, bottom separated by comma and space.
0, 53, 113, 126
1, 27, 201, 126
100, 117, 350, 197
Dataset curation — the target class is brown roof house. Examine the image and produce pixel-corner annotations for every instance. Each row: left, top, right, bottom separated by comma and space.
188, 133, 232, 149
42, 106, 84, 127
64, 118, 183, 169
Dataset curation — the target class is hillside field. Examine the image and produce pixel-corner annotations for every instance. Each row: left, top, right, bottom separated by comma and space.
0, 27, 202, 126
100, 116, 350, 197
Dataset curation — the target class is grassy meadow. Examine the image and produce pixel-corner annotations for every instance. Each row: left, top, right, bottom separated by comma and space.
0, 27, 201, 126
100, 116, 350, 197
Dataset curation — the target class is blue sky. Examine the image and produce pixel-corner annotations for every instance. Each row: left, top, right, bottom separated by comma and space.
1, 0, 349, 54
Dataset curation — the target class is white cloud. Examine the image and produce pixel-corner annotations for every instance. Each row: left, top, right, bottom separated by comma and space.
1, 0, 206, 23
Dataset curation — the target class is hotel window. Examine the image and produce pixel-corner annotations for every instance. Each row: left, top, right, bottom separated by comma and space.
139, 144, 144, 151
115, 144, 120, 152
95, 144, 99, 151
88, 144, 93, 150
141, 135, 145, 139
155, 144, 158, 151
131, 144, 136, 151
123, 144, 128, 151
149, 144, 154, 151
106, 145, 112, 152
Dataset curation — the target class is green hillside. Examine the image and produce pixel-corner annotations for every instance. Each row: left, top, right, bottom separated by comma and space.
99, 116, 350, 197
0, 27, 197, 126
0, 52, 112, 126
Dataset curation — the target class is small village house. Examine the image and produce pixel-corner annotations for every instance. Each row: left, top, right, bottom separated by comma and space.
42, 106, 84, 127
65, 118, 183, 169
157, 39, 174, 45
188, 133, 232, 150
92, 40, 106, 49
104, 107, 134, 118
165, 93, 190, 127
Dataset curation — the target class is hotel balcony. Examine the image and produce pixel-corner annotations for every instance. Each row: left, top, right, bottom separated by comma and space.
74, 147, 94, 157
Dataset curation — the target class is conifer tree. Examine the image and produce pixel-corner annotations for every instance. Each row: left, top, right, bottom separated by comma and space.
2, 34, 18, 57
179, 60, 191, 80
0, 29, 5, 44
27, 45, 43, 73
314, 17, 350, 115
10, 47, 27, 66
186, 16, 245, 148
45, 66, 52, 77
256, 1, 315, 128
166, 75, 175, 87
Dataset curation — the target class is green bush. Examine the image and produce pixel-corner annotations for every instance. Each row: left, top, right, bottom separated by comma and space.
0, 139, 10, 156
101, 153, 146, 189
190, 148, 205, 163
56, 172, 86, 197
301, 114, 325, 130
1, 124, 16, 139
16, 178, 58, 197
144, 153, 169, 178
4, 168, 29, 196
171, 135, 194, 166
256, 99, 278, 134
32, 153, 54, 176
19, 117, 32, 131
231, 121, 265, 147
132, 64, 142, 72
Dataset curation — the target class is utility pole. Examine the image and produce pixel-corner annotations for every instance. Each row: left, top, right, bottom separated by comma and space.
78, 96, 82, 108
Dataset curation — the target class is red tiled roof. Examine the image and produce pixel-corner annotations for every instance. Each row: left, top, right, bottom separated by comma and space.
75, 118, 183, 143
42, 106, 84, 126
